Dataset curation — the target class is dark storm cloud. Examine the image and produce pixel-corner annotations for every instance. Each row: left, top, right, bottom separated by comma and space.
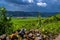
5, 0, 33, 5
0, 0, 60, 12
5, 0, 47, 7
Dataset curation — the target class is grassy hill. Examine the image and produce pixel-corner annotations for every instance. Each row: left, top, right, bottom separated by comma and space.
11, 13, 60, 36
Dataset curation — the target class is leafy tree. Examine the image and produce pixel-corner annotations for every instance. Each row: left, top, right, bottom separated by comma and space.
0, 7, 13, 35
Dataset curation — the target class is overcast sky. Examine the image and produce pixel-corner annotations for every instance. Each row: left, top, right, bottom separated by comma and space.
0, 0, 60, 12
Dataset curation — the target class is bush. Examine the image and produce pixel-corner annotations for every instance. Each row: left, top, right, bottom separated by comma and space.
0, 7, 13, 35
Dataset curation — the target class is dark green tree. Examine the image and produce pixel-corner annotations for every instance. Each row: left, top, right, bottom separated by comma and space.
0, 7, 13, 35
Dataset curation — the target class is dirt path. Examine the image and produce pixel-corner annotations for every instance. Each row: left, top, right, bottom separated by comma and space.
54, 34, 60, 40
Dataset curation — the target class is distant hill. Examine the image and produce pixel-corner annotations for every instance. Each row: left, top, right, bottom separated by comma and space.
6, 11, 59, 17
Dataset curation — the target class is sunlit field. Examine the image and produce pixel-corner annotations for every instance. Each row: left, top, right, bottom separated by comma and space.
11, 17, 38, 31
11, 15, 60, 35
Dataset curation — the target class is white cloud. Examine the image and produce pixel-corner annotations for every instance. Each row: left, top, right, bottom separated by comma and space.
37, 2, 47, 7
22, 0, 34, 3
22, 0, 26, 2
28, 0, 34, 3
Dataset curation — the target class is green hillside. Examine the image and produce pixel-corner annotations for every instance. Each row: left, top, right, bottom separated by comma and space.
11, 14, 60, 36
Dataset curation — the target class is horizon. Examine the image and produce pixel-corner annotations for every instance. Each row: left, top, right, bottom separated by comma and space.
6, 10, 60, 12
